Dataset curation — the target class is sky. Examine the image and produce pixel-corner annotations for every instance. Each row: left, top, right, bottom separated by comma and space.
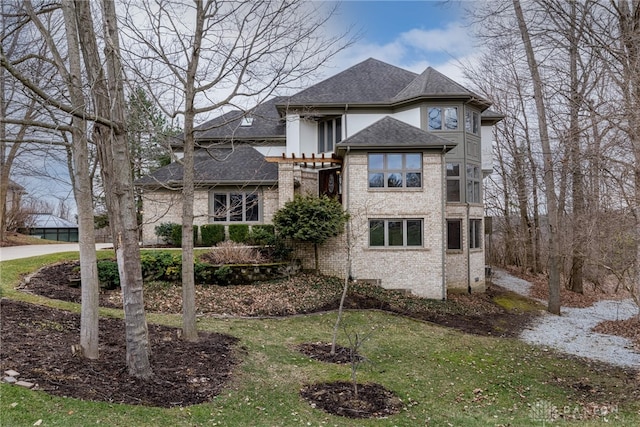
324, 0, 476, 83
14, 0, 478, 220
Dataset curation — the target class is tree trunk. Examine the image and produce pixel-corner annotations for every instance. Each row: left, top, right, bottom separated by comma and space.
75, 0, 152, 378
568, 0, 585, 293
61, 0, 100, 358
513, 0, 561, 314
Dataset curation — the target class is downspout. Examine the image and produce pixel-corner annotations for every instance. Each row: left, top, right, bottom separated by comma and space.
467, 202, 471, 294
441, 147, 447, 301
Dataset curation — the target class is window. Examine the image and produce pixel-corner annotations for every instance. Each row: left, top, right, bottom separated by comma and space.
466, 164, 481, 204
210, 191, 260, 222
469, 219, 482, 249
318, 117, 342, 153
465, 110, 480, 135
368, 153, 422, 188
446, 163, 461, 202
447, 219, 462, 250
369, 219, 423, 247
428, 107, 458, 130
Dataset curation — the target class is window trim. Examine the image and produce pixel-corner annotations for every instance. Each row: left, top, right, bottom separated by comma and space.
446, 162, 461, 202
318, 116, 342, 153
469, 218, 482, 249
209, 190, 261, 223
466, 163, 481, 204
465, 109, 480, 135
446, 218, 462, 251
428, 106, 459, 131
368, 153, 423, 189
369, 218, 423, 248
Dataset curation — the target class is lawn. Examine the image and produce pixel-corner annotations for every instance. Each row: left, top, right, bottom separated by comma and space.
1, 252, 638, 426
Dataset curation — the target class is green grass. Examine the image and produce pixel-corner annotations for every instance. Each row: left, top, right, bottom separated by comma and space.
1, 255, 638, 426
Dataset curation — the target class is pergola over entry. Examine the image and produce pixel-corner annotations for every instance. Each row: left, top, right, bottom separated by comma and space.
266, 153, 343, 205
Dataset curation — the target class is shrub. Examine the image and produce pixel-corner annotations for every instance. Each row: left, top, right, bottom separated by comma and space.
140, 251, 181, 281
214, 265, 232, 283
249, 224, 276, 245
154, 222, 177, 245
229, 224, 250, 243
167, 224, 199, 247
201, 224, 225, 246
97, 260, 120, 290
200, 241, 265, 265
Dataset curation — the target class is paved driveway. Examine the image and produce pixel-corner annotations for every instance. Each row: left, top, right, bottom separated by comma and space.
0, 243, 113, 262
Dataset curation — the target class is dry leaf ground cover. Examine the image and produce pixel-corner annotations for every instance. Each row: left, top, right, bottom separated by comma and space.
2, 254, 639, 426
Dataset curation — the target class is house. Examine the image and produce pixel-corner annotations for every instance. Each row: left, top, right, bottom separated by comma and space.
6, 180, 25, 213
137, 58, 502, 299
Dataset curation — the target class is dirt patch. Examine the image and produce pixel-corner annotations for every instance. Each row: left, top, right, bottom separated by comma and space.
300, 381, 403, 418
0, 299, 239, 407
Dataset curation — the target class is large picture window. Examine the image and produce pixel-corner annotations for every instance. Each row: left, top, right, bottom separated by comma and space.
469, 218, 482, 249
369, 219, 422, 247
318, 117, 342, 153
368, 153, 422, 188
210, 191, 260, 222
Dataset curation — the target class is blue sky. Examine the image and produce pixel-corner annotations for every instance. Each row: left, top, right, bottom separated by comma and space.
325, 0, 475, 82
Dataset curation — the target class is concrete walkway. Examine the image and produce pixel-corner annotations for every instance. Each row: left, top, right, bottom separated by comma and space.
0, 243, 113, 262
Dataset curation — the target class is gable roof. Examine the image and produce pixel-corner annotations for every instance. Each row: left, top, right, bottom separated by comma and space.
135, 145, 278, 188
283, 58, 418, 105
336, 116, 457, 153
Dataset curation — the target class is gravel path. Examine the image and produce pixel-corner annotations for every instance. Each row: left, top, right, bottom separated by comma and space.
493, 268, 640, 370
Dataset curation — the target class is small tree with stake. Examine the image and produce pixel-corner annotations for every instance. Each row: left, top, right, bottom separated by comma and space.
273, 194, 348, 271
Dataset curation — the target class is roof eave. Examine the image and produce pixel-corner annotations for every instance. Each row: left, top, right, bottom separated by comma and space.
336, 143, 457, 155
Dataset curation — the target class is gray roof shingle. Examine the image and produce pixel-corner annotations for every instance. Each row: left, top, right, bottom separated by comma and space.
283, 58, 418, 105
135, 145, 278, 188
336, 116, 457, 152
186, 97, 286, 143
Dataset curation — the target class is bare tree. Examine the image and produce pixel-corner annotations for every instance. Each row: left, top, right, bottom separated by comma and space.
121, 0, 352, 341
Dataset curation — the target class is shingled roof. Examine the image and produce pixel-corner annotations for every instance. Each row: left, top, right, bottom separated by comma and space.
392, 67, 480, 101
283, 58, 418, 105
336, 116, 457, 154
172, 97, 287, 146
135, 145, 278, 188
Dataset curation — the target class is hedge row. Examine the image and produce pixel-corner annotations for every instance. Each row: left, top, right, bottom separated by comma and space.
96, 251, 296, 288
154, 222, 276, 247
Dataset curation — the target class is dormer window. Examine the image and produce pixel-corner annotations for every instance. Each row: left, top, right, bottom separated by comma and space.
241, 116, 253, 127
318, 116, 342, 153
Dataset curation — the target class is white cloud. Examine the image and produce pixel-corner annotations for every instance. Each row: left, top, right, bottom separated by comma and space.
399, 22, 474, 57
324, 20, 478, 86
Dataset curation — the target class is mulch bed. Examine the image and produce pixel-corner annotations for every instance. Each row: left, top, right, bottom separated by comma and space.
300, 381, 403, 418
1, 299, 239, 408
296, 342, 363, 364
2, 261, 544, 415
